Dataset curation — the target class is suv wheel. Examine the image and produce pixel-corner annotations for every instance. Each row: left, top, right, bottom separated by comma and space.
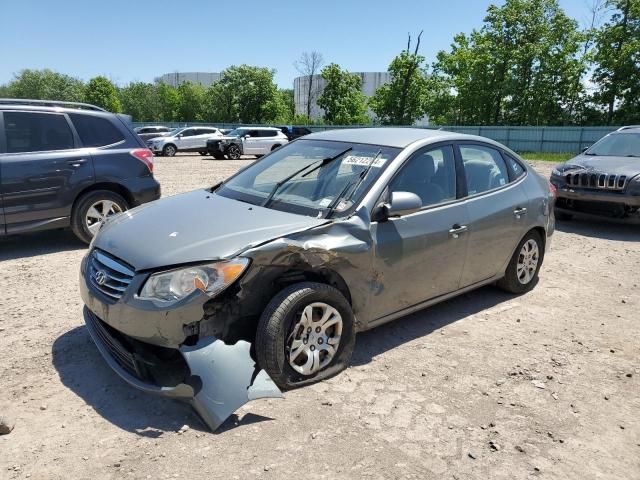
163, 144, 177, 157
71, 190, 129, 244
496, 230, 544, 294
271, 144, 281, 151
256, 282, 356, 391
226, 144, 241, 159
198, 151, 207, 156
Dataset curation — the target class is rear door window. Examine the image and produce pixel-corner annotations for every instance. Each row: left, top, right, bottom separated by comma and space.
70, 114, 125, 147
4, 111, 75, 153
459, 144, 510, 195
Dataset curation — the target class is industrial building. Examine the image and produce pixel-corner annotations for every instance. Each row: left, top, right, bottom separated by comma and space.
294, 72, 392, 120
155, 72, 222, 88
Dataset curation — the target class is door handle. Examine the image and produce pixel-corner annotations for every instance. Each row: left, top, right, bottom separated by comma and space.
67, 159, 88, 168
449, 224, 468, 239
513, 207, 528, 218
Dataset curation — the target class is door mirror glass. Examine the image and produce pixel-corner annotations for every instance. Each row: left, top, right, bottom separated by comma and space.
385, 191, 422, 217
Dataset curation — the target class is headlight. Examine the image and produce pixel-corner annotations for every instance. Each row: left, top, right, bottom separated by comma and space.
139, 258, 249, 303
552, 168, 562, 176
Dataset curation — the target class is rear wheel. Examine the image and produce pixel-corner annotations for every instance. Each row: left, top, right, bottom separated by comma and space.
226, 144, 241, 160
162, 144, 177, 157
496, 230, 544, 294
71, 190, 129, 244
198, 151, 207, 156
256, 282, 356, 390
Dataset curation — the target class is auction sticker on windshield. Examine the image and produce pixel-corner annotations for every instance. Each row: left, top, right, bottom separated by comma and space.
343, 155, 387, 168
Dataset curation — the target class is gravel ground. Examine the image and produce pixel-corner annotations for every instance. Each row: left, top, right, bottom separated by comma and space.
1, 153, 638, 480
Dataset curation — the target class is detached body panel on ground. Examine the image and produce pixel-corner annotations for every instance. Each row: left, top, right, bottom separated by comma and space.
80, 128, 554, 430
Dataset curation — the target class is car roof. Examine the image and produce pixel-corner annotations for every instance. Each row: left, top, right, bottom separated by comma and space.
304, 127, 460, 148
0, 102, 116, 119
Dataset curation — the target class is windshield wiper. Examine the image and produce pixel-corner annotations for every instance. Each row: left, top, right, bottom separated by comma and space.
325, 150, 382, 218
262, 147, 353, 208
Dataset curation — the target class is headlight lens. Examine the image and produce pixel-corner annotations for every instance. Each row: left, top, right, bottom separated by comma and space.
139, 258, 249, 303
552, 168, 562, 176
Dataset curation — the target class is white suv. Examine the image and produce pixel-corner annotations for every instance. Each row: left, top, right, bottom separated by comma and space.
148, 127, 223, 157
211, 127, 289, 159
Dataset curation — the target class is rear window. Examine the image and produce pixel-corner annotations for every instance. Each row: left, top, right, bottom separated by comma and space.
70, 113, 125, 147
4, 111, 75, 153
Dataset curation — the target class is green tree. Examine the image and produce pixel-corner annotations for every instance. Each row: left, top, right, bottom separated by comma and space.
369, 32, 431, 125
177, 81, 206, 122
591, 0, 640, 124
279, 88, 295, 123
156, 83, 180, 121
84, 76, 121, 112
317, 64, 368, 124
204, 65, 282, 123
432, 0, 586, 125
5, 69, 84, 102
119, 82, 160, 122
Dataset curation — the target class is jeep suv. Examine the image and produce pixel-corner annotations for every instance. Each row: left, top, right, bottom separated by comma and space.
206, 127, 289, 159
0, 99, 160, 243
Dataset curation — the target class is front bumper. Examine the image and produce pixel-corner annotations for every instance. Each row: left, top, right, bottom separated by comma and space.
551, 178, 640, 218
80, 257, 282, 431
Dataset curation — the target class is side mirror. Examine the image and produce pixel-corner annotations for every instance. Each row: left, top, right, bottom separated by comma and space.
244, 134, 251, 139
377, 191, 422, 220
177, 134, 183, 138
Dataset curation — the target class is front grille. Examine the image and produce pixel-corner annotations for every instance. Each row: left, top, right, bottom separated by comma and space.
85, 309, 141, 378
565, 172, 627, 191
88, 250, 135, 303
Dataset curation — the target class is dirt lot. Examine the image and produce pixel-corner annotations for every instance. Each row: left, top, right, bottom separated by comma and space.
1, 153, 638, 480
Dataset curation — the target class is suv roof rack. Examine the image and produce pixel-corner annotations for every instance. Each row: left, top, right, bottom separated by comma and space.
616, 125, 640, 131
0, 98, 107, 112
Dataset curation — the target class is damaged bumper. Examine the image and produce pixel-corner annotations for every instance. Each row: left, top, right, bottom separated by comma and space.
83, 307, 282, 431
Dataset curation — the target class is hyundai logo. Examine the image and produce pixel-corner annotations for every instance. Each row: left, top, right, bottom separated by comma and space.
94, 270, 108, 286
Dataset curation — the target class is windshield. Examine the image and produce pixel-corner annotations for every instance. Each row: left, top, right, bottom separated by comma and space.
168, 128, 185, 137
586, 133, 640, 157
225, 128, 249, 137
216, 139, 400, 217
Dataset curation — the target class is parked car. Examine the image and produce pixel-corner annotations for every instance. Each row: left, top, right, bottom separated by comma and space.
275, 125, 313, 141
206, 127, 289, 159
80, 127, 555, 431
148, 127, 223, 156
550, 126, 640, 220
0, 99, 160, 243
134, 125, 171, 141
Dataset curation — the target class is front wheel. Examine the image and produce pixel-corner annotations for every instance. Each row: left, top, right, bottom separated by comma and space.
256, 282, 356, 390
496, 230, 544, 294
226, 144, 241, 159
162, 144, 177, 157
71, 190, 129, 244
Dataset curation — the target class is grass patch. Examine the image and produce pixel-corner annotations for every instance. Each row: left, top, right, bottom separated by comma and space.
519, 152, 574, 162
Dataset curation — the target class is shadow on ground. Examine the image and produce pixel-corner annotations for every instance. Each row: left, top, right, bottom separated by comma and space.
0, 229, 86, 261
352, 285, 513, 366
555, 216, 640, 241
53, 285, 513, 434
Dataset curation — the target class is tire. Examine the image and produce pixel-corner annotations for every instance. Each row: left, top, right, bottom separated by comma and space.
256, 282, 356, 391
496, 230, 544, 294
198, 151, 207, 156
555, 210, 573, 221
162, 144, 177, 157
71, 190, 129, 244
271, 144, 281, 151
226, 144, 241, 160
213, 152, 225, 160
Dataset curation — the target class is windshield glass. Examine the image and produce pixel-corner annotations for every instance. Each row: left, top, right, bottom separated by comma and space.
226, 128, 249, 137
216, 139, 400, 217
168, 128, 185, 136
587, 133, 640, 157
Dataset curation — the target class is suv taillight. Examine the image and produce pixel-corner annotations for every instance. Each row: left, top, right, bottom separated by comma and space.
130, 148, 154, 173
549, 181, 557, 199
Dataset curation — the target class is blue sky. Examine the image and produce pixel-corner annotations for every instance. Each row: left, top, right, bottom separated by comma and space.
1, 0, 593, 89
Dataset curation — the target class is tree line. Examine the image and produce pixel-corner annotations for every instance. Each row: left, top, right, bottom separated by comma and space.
0, 0, 637, 126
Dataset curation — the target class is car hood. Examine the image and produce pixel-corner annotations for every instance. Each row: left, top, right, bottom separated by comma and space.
94, 190, 328, 271
558, 155, 640, 177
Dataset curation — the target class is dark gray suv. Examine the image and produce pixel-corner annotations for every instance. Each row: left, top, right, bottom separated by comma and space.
0, 99, 161, 243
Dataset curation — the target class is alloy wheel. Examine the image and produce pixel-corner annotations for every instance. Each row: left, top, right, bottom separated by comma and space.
86, 200, 123, 235
286, 302, 343, 376
516, 239, 539, 285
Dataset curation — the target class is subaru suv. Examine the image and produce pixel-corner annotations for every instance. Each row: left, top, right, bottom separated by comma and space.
0, 99, 160, 243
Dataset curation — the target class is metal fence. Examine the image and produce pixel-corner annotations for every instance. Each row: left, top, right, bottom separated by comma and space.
133, 122, 619, 154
